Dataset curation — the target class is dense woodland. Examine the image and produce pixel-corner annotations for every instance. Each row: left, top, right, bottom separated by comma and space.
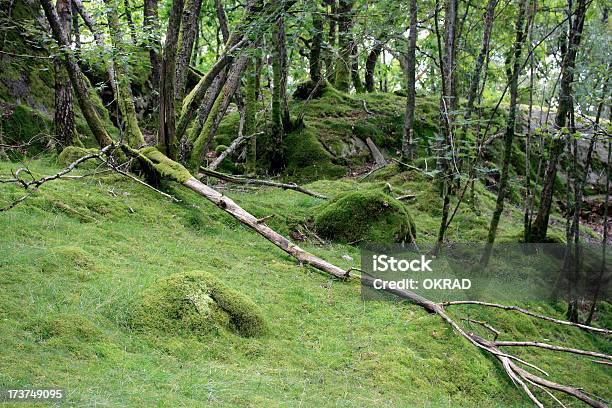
0, 0, 610, 405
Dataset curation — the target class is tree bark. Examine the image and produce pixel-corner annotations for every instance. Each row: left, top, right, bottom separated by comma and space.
310, 5, 324, 83
401, 0, 418, 160
364, 43, 382, 93
530, 0, 588, 242
325, 0, 337, 81
245, 58, 259, 174
158, 0, 185, 159
215, 0, 230, 43
334, 0, 352, 92
270, 13, 289, 168
350, 42, 363, 93
143, 0, 161, 99
54, 0, 75, 151
175, 0, 204, 100
190, 55, 249, 169
481, 0, 529, 266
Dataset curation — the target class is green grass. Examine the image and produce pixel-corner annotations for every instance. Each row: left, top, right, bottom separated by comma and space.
0, 158, 609, 407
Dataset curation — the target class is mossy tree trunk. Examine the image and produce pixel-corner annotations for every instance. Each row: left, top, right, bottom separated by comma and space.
175, 0, 204, 100
41, 0, 114, 148
123, 0, 138, 44
364, 43, 382, 93
325, 0, 337, 81
53, 0, 75, 151
401, 0, 418, 160
104, 0, 145, 147
190, 55, 249, 170
143, 0, 161, 104
158, 0, 185, 159
350, 42, 364, 93
270, 13, 289, 169
214, 0, 230, 43
245, 58, 259, 175
309, 4, 324, 84
530, 0, 588, 242
334, 0, 352, 92
480, 0, 528, 267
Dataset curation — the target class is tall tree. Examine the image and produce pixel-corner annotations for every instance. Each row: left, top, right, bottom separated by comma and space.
364, 43, 382, 93
334, 0, 353, 91
175, 0, 204, 100
143, 0, 161, 101
309, 3, 324, 83
401, 0, 418, 160
158, 0, 185, 159
480, 0, 529, 266
530, 0, 589, 242
53, 0, 75, 151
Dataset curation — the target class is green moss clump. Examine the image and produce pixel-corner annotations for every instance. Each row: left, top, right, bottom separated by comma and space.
215, 144, 228, 154
40, 245, 95, 275
283, 127, 345, 182
314, 190, 416, 244
139, 146, 193, 183
57, 146, 100, 168
1, 104, 52, 153
132, 271, 266, 337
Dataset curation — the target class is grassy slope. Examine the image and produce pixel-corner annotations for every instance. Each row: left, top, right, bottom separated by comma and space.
0, 158, 609, 407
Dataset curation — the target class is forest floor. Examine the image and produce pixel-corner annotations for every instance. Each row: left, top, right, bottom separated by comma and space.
0, 158, 610, 407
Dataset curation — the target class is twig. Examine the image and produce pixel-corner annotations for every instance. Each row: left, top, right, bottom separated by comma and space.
462, 318, 501, 340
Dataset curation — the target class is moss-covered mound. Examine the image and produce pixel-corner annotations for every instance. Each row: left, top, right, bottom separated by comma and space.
314, 190, 416, 244
57, 146, 100, 168
132, 271, 266, 337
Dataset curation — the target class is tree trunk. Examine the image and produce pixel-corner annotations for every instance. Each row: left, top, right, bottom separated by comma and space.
41, 0, 114, 148
364, 43, 382, 93
158, 0, 185, 159
530, 0, 588, 242
190, 55, 249, 169
310, 5, 324, 83
245, 58, 259, 174
481, 0, 528, 267
54, 0, 75, 151
401, 0, 418, 160
350, 42, 363, 93
271, 13, 289, 168
123, 0, 137, 44
215, 0, 229, 42
325, 0, 337, 81
104, 0, 145, 147
175, 0, 204, 100
143, 0, 161, 100
72, 0, 117, 98
334, 0, 352, 92
463, 0, 497, 125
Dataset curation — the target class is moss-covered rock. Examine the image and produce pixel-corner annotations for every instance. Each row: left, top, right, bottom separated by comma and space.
57, 146, 100, 168
314, 190, 416, 244
132, 271, 266, 337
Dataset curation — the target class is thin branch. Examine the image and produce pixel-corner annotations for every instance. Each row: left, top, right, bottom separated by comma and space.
495, 341, 612, 360
442, 300, 610, 334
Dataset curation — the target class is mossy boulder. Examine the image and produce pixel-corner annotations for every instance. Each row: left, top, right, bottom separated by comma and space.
132, 271, 266, 337
57, 146, 100, 168
314, 190, 416, 244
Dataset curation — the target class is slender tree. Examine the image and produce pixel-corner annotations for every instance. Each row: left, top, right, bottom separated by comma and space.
401, 0, 418, 160
54, 0, 75, 151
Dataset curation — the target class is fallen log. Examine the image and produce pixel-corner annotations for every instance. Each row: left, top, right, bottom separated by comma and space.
199, 167, 328, 199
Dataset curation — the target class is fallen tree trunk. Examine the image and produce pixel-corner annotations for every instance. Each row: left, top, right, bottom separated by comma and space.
199, 167, 327, 199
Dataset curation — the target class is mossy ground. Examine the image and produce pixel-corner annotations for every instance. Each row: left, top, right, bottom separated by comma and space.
0, 158, 609, 407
